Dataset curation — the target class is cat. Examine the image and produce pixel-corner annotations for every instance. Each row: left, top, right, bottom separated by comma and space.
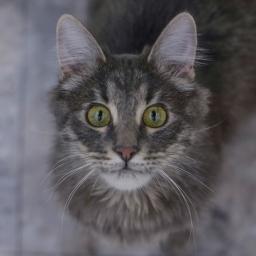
50, 0, 256, 255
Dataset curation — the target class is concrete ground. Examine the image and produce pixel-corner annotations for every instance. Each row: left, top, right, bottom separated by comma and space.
0, 0, 255, 255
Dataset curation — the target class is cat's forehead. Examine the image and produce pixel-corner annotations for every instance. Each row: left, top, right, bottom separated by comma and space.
105, 79, 148, 105
65, 55, 182, 111
98, 57, 152, 106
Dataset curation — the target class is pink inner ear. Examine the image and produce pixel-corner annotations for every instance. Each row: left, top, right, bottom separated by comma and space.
176, 65, 195, 80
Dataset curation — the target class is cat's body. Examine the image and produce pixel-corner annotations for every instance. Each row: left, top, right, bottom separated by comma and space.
50, 0, 256, 255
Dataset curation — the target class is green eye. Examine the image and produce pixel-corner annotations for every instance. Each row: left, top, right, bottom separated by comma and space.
86, 104, 111, 127
143, 105, 167, 128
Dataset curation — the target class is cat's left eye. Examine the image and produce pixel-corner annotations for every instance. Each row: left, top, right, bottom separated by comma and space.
86, 104, 111, 128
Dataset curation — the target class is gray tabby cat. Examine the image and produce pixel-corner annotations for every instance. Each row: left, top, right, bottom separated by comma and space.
50, 0, 256, 255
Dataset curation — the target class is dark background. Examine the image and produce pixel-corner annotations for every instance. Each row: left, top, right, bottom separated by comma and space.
0, 0, 256, 255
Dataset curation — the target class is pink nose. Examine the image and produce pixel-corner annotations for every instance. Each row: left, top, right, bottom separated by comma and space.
115, 146, 138, 161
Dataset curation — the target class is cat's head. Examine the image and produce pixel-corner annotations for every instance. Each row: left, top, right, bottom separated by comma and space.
52, 13, 210, 192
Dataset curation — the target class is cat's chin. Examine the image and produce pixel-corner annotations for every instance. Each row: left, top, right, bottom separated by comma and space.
101, 171, 152, 191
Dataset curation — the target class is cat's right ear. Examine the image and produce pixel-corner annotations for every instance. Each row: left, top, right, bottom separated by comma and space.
56, 14, 106, 78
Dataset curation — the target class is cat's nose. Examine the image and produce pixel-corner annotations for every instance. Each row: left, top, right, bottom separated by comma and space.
114, 146, 138, 162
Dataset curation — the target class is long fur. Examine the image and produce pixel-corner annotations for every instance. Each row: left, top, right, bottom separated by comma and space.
50, 1, 256, 255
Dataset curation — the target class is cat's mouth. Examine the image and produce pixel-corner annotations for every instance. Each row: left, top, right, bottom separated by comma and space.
101, 168, 152, 191
119, 166, 144, 174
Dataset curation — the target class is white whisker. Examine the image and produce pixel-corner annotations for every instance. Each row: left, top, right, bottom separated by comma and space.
42, 152, 94, 186
169, 164, 214, 193
61, 169, 95, 228
52, 162, 94, 191
157, 169, 196, 247
194, 121, 223, 134
42, 154, 83, 184
164, 153, 214, 193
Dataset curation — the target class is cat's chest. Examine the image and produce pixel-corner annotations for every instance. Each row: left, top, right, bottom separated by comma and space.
91, 229, 168, 256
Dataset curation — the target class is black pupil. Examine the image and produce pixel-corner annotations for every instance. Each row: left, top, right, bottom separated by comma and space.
151, 110, 157, 122
97, 110, 103, 121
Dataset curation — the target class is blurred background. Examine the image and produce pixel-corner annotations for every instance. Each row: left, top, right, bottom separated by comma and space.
0, 0, 256, 256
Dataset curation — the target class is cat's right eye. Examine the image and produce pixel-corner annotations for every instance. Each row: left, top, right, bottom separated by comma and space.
143, 105, 167, 128
86, 104, 111, 128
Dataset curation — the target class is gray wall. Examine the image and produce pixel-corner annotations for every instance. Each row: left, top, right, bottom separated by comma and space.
0, 1, 89, 255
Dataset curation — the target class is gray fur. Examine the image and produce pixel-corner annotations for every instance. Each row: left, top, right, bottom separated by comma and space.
50, 51, 218, 255
49, 0, 256, 255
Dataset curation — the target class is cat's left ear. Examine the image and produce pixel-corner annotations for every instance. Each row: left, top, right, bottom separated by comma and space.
148, 13, 197, 80
56, 14, 106, 78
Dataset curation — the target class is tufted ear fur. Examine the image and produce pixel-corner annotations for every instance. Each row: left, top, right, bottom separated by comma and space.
148, 12, 197, 80
56, 14, 106, 78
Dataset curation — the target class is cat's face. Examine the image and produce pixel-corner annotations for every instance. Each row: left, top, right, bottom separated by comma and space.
52, 13, 209, 192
